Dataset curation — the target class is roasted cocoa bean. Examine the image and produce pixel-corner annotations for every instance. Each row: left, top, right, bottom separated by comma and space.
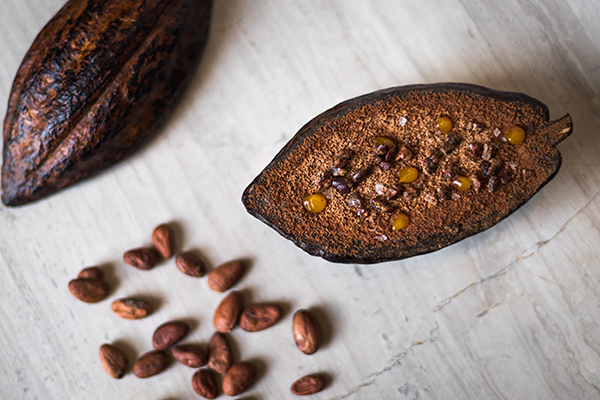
331, 176, 351, 194
290, 374, 327, 396
111, 298, 152, 320
172, 344, 207, 368
175, 251, 206, 277
77, 266, 103, 280
222, 362, 258, 396
213, 291, 243, 333
68, 278, 109, 303
99, 344, 128, 379
239, 304, 281, 332
208, 332, 233, 374
152, 224, 175, 258
152, 321, 189, 350
207, 260, 245, 292
123, 247, 161, 270
133, 350, 170, 378
192, 369, 219, 399
293, 309, 321, 355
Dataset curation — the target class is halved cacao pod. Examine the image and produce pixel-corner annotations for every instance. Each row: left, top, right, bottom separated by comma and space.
242, 83, 573, 264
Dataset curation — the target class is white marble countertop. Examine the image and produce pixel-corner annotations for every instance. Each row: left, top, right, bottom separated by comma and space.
1, 0, 600, 399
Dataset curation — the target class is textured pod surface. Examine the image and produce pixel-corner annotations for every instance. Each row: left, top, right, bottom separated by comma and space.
2, 0, 213, 206
242, 83, 573, 263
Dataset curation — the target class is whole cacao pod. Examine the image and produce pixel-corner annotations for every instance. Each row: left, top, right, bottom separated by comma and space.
2, 0, 213, 206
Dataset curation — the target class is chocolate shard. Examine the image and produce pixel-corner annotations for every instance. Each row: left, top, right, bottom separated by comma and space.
2, 0, 213, 206
242, 83, 573, 264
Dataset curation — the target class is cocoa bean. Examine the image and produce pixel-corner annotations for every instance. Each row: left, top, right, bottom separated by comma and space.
222, 362, 258, 396
213, 291, 243, 333
290, 374, 326, 396
207, 260, 245, 292
99, 344, 128, 379
111, 298, 152, 320
152, 224, 175, 258
68, 278, 108, 303
175, 251, 206, 277
293, 309, 321, 355
207, 332, 233, 374
123, 247, 161, 270
77, 266, 103, 280
172, 344, 207, 368
192, 369, 219, 399
133, 350, 170, 378
239, 304, 281, 332
152, 321, 189, 350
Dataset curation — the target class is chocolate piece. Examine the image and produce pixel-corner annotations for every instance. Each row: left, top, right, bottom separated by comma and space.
2, 0, 213, 206
242, 83, 573, 263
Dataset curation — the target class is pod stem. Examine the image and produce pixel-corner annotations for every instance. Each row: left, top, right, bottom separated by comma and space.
541, 113, 573, 146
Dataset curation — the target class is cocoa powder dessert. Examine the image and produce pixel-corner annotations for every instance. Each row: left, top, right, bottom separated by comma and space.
242, 83, 573, 263
1, 0, 213, 206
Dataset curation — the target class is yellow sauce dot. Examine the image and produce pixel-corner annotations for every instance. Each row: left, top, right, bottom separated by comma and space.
435, 116, 453, 133
453, 176, 472, 191
374, 136, 396, 148
303, 193, 327, 213
391, 213, 410, 231
505, 126, 526, 145
398, 167, 419, 183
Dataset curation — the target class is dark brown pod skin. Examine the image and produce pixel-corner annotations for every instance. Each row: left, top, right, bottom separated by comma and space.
2, 0, 213, 206
242, 83, 573, 264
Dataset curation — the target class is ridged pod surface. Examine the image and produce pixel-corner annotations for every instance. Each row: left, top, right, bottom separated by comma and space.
2, 0, 213, 206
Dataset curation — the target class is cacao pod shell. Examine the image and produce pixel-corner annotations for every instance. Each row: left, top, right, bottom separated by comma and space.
2, 0, 213, 206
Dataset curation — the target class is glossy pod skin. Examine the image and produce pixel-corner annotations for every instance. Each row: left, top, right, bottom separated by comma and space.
2, 0, 213, 206
243, 83, 573, 264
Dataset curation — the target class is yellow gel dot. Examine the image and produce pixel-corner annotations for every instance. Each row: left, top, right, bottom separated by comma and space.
374, 136, 396, 148
506, 126, 526, 145
303, 193, 327, 213
453, 176, 472, 191
398, 167, 419, 183
435, 116, 453, 133
391, 213, 410, 231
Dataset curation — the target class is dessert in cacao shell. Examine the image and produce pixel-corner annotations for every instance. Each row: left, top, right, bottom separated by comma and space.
242, 83, 573, 264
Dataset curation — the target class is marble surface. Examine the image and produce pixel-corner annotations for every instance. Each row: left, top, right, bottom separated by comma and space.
1, 0, 600, 399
